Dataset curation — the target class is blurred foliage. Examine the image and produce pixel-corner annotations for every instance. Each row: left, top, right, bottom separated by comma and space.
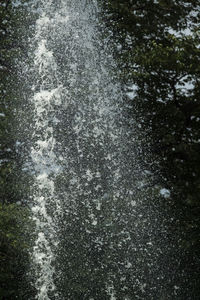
0, 203, 33, 299
0, 0, 34, 298
101, 0, 200, 297
131, 33, 200, 204
102, 0, 199, 42
101, 0, 200, 229
0, 0, 29, 204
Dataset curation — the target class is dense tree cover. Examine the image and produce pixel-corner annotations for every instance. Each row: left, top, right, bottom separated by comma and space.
0, 0, 32, 203
100, 0, 200, 297
0, 0, 33, 298
101, 0, 200, 200
0, 203, 31, 299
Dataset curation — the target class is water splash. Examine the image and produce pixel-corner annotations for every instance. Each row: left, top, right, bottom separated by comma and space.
29, 3, 64, 299
26, 0, 150, 299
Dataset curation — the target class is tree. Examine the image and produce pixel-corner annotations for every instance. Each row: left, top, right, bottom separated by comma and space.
100, 0, 200, 298
0, 203, 34, 299
0, 1, 34, 298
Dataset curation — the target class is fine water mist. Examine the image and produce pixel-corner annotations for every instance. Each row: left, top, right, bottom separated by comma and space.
23, 0, 171, 299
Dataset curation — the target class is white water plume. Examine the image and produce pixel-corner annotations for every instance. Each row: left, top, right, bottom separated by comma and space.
29, 3, 64, 299
25, 0, 153, 299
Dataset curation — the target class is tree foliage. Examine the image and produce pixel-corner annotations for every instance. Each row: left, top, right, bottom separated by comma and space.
0, 1, 33, 298
0, 203, 31, 299
102, 0, 200, 218
101, 0, 200, 297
